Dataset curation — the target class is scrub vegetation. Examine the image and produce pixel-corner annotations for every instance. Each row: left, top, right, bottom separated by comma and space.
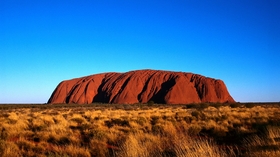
0, 103, 280, 157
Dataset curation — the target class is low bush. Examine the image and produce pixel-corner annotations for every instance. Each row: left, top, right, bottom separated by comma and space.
105, 118, 130, 128
230, 103, 242, 108
147, 100, 154, 106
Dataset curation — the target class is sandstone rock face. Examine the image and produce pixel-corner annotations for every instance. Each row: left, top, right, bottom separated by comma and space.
48, 70, 235, 104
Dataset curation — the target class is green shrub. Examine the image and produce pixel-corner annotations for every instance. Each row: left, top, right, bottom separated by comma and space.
150, 116, 161, 125
185, 103, 197, 109
199, 103, 210, 109
105, 119, 130, 128
191, 111, 200, 118
210, 103, 223, 109
58, 136, 71, 145
47, 136, 57, 144
230, 103, 242, 108
147, 100, 155, 106
245, 103, 257, 108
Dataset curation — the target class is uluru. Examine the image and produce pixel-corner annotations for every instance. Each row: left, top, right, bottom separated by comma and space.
48, 69, 235, 104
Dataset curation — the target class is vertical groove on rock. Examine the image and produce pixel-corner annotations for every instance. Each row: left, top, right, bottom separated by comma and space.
111, 76, 131, 103
92, 77, 110, 103
65, 83, 80, 103
150, 78, 176, 103
137, 71, 157, 103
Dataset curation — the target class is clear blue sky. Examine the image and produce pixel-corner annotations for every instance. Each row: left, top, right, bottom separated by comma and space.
1, 0, 279, 103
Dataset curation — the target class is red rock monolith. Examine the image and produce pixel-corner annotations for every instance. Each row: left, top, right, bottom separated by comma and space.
48, 69, 235, 104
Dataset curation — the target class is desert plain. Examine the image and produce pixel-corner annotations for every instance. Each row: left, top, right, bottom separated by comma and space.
0, 102, 280, 157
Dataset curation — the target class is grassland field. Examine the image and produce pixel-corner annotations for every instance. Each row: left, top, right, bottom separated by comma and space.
0, 102, 280, 157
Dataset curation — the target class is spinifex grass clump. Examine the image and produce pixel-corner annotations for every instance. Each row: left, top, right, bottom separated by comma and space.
0, 103, 279, 157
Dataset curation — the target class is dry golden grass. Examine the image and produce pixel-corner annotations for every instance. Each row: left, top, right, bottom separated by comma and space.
0, 103, 279, 156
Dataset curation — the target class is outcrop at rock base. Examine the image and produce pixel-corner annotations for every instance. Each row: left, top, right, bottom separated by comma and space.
48, 69, 235, 104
